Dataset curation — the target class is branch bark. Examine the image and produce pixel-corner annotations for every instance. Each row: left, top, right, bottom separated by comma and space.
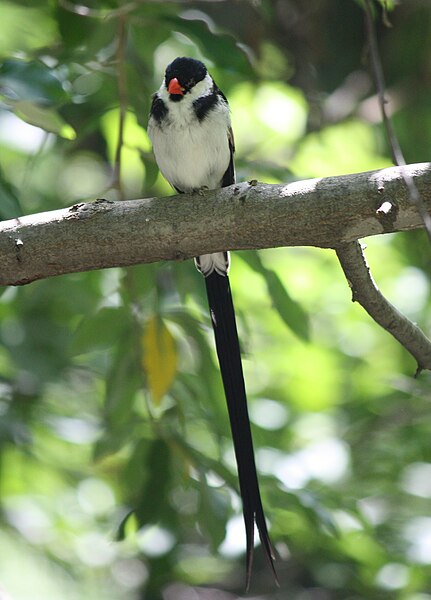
0, 162, 430, 286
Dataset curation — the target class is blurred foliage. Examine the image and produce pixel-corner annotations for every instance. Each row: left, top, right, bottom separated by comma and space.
0, 1, 431, 599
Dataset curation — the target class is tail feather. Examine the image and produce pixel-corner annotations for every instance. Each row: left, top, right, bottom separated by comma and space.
204, 271, 277, 589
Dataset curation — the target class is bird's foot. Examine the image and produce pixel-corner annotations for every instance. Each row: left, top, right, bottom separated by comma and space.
193, 185, 209, 196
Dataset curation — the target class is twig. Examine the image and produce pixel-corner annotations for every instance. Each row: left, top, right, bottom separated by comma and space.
335, 241, 431, 373
58, 0, 139, 19
363, 0, 431, 241
113, 13, 128, 201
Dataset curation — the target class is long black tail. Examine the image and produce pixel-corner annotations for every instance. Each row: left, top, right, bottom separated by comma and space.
204, 270, 277, 589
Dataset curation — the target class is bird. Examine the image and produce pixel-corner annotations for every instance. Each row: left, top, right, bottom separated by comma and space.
147, 56, 277, 589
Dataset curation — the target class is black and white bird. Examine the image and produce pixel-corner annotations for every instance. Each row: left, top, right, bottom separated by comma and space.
148, 57, 277, 588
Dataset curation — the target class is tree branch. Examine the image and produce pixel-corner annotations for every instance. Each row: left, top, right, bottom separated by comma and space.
0, 163, 430, 286
335, 241, 431, 372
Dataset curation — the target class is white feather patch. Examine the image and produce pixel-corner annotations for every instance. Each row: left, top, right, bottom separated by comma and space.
195, 252, 230, 277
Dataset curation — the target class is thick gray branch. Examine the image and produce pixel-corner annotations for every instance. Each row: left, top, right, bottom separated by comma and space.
336, 241, 431, 371
0, 162, 430, 286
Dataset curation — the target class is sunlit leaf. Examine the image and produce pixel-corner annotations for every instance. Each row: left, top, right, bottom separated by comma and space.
290, 120, 391, 178
142, 315, 178, 404
100, 108, 148, 180
287, 345, 342, 410
0, 2, 58, 54
116, 509, 138, 541
377, 0, 395, 12
241, 251, 310, 341
10, 101, 76, 139
140, 152, 160, 190
338, 531, 387, 566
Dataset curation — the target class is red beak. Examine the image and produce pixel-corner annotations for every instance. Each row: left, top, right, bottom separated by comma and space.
168, 78, 184, 95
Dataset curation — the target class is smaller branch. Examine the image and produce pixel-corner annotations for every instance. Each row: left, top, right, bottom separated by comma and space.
363, 0, 431, 241
335, 241, 431, 373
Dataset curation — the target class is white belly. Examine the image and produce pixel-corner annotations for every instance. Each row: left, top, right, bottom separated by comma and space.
150, 121, 230, 191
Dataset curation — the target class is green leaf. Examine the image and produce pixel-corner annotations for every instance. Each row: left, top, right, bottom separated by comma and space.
94, 423, 135, 461
172, 434, 238, 492
0, 59, 69, 105
166, 308, 226, 426
378, 0, 395, 12
56, 4, 98, 49
8, 101, 76, 139
241, 251, 310, 341
0, 167, 22, 219
297, 490, 340, 538
338, 531, 386, 566
197, 471, 229, 551
0, 2, 58, 55
105, 342, 141, 425
140, 152, 160, 190
72, 306, 134, 354
133, 439, 174, 527
164, 15, 253, 76
116, 509, 136, 541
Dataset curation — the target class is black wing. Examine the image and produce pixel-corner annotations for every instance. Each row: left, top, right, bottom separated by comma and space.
221, 127, 235, 188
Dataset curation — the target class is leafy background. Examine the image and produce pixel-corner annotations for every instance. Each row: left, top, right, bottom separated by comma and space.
0, 0, 431, 598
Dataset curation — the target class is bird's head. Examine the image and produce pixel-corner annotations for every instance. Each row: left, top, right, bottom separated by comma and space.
164, 57, 210, 102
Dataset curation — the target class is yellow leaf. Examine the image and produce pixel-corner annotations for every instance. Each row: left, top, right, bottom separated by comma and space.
142, 316, 178, 405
